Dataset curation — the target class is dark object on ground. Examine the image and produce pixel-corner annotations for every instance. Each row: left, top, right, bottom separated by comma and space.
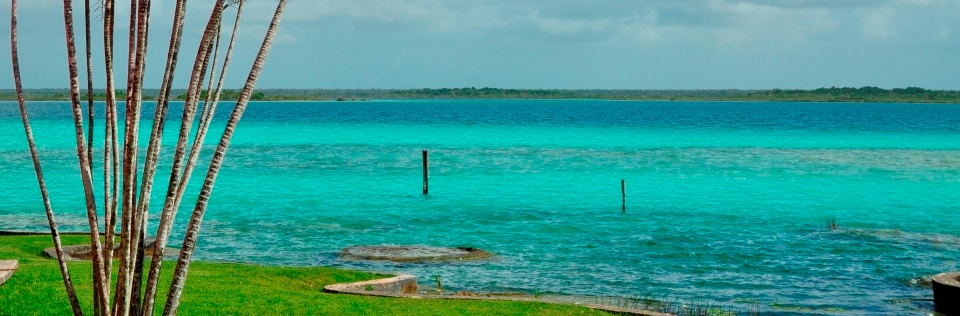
340, 245, 492, 262
933, 272, 960, 315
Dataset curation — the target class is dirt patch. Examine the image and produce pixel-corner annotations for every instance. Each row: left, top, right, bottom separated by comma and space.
340, 245, 492, 262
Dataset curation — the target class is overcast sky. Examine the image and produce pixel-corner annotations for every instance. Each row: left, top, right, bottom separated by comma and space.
0, 0, 958, 90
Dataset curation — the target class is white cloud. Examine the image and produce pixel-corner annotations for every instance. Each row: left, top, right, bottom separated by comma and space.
3, 0, 959, 90
4, 0, 955, 52
265, 0, 931, 47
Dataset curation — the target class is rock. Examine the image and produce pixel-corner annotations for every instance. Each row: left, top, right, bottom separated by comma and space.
340, 245, 492, 262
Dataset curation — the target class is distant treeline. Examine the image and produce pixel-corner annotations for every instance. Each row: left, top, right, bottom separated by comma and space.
2, 87, 959, 103
0, 89, 267, 102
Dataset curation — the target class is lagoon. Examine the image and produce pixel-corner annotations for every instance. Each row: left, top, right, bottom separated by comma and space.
1, 100, 959, 314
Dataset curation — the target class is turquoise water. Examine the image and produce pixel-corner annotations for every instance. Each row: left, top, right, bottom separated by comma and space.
2, 100, 959, 314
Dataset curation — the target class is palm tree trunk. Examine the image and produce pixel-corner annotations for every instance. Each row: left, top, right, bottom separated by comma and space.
168, 1, 245, 257
101, 1, 118, 315
83, 0, 95, 179
81, 1, 105, 314
137, 1, 190, 313
60, 1, 109, 315
197, 22, 222, 129
160, 8, 224, 245
173, 10, 230, 230
11, 2, 84, 315
85, 17, 100, 316
202, 0, 245, 134
162, 1, 287, 314
127, 2, 153, 314
113, 0, 141, 312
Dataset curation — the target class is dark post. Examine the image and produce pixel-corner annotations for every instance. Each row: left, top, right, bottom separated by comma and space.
621, 178, 626, 213
422, 150, 429, 195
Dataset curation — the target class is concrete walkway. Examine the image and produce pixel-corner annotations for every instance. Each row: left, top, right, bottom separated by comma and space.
0, 260, 18, 286
323, 274, 671, 316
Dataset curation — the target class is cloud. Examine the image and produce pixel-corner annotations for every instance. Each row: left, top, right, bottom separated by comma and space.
265, 0, 949, 48
2, 0, 958, 90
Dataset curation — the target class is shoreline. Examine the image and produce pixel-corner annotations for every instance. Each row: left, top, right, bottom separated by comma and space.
1, 98, 959, 105
2, 87, 959, 104
0, 234, 723, 316
0, 234, 616, 316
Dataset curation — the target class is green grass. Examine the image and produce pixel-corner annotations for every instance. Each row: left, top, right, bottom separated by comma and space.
0, 235, 605, 316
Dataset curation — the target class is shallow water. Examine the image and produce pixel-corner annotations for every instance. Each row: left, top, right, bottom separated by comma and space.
1, 100, 959, 314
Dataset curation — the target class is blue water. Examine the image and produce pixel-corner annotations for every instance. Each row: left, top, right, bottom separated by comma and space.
2, 100, 959, 314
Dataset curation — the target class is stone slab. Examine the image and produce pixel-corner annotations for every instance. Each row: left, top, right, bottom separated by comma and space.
324, 275, 419, 294
933, 272, 960, 315
0, 260, 18, 287
322, 274, 669, 316
0, 271, 12, 286
0, 260, 18, 271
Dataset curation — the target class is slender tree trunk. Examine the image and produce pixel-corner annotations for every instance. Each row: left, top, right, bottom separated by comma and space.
149, 1, 223, 283
197, 22, 222, 129
101, 1, 118, 315
81, 1, 105, 315
172, 9, 231, 234
60, 2, 109, 316
162, 1, 287, 314
11, 2, 84, 315
167, 2, 242, 267
138, 1, 191, 313
141, 4, 250, 314
128, 2, 153, 314
149, 2, 226, 311
204, 0, 245, 132
83, 0, 95, 175
100, 1, 119, 314
113, 0, 140, 312
160, 7, 223, 241
83, 0, 95, 177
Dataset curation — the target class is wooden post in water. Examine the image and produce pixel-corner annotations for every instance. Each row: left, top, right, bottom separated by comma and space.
621, 178, 626, 213
422, 150, 429, 195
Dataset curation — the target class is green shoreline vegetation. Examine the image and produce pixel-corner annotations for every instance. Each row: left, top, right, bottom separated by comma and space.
2, 86, 959, 103
0, 235, 604, 316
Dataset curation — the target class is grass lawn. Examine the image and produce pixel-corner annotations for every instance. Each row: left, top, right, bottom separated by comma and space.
0, 235, 606, 316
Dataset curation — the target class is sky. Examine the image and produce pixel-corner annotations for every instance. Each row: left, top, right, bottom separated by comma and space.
0, 0, 958, 90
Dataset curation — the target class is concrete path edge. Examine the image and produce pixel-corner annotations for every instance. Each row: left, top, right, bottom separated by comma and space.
322, 274, 671, 316
0, 260, 19, 287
